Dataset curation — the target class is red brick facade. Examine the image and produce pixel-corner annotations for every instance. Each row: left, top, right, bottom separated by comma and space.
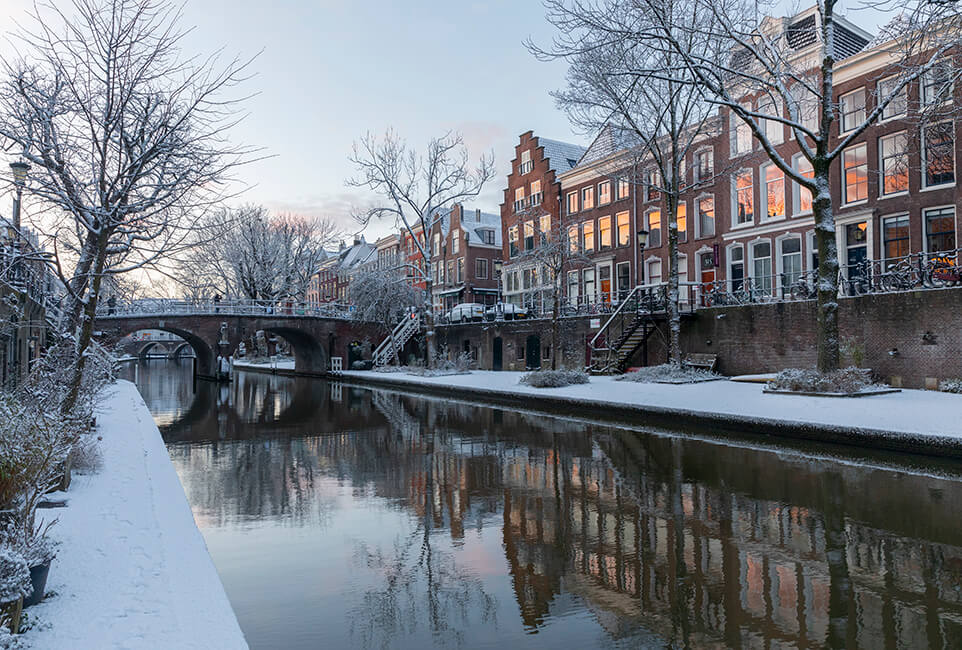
429, 204, 502, 312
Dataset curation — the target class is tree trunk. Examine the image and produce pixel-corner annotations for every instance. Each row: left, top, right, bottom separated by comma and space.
551, 289, 561, 370
666, 192, 682, 368
62, 231, 110, 415
813, 166, 840, 373
423, 279, 436, 369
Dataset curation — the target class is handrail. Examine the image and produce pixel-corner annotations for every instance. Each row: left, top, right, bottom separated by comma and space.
96, 298, 354, 320
373, 310, 420, 366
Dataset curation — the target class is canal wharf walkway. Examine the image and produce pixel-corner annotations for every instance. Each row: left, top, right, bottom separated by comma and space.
26, 381, 248, 649
336, 370, 962, 460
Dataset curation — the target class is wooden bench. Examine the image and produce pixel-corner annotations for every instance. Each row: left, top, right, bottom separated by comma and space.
683, 353, 717, 372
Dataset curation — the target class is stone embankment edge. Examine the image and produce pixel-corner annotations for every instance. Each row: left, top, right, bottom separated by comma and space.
334, 372, 962, 461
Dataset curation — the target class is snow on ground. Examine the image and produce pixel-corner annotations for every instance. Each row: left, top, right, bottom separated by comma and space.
26, 381, 247, 649
232, 356, 294, 370
340, 370, 962, 442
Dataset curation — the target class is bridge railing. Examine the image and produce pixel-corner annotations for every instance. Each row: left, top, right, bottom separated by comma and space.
96, 298, 355, 319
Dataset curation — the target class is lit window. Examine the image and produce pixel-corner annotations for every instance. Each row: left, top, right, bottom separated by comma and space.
646, 169, 661, 202
763, 164, 784, 218
617, 178, 630, 200
568, 225, 580, 252
530, 179, 542, 206
599, 216, 612, 249
539, 215, 551, 243
697, 197, 715, 238
598, 181, 611, 205
883, 215, 910, 262
923, 122, 955, 187
877, 76, 907, 120
647, 210, 661, 247
925, 206, 956, 253
677, 203, 687, 243
794, 155, 814, 214
616, 211, 630, 246
839, 88, 865, 133
524, 221, 535, 251
508, 225, 519, 257
582, 186, 594, 210
566, 191, 579, 214
879, 132, 908, 195
734, 170, 753, 225
520, 149, 533, 175
514, 187, 526, 212
843, 143, 868, 203
583, 220, 595, 251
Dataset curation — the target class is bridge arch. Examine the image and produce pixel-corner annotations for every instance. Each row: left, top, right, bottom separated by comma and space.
120, 326, 215, 376
138, 341, 170, 361
259, 326, 329, 375
169, 341, 195, 359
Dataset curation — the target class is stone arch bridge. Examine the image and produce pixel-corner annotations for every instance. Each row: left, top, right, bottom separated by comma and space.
94, 301, 383, 379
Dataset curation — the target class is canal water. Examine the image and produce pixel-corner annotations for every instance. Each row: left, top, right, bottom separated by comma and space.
121, 360, 962, 649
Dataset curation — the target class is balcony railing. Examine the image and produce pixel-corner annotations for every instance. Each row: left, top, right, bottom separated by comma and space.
96, 298, 355, 319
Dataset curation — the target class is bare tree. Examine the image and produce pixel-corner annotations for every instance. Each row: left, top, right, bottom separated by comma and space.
0, 0, 256, 410
176, 205, 338, 301
349, 269, 420, 365
348, 131, 495, 368
642, 0, 962, 372
532, 0, 724, 367
514, 213, 590, 369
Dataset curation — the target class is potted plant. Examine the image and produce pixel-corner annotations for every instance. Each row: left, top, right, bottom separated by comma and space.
0, 547, 32, 634
2, 520, 57, 609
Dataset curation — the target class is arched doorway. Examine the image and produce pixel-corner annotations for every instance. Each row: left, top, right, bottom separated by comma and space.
492, 337, 502, 371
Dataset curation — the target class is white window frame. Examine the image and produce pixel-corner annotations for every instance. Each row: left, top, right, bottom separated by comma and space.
760, 163, 785, 221
726, 243, 745, 292
730, 102, 752, 157
792, 153, 814, 216
878, 131, 909, 197
732, 169, 754, 228
695, 194, 715, 239
520, 149, 533, 175
922, 60, 955, 107
757, 95, 783, 144
922, 204, 957, 255
775, 233, 803, 297
694, 147, 713, 183
922, 121, 956, 189
566, 191, 579, 214
877, 75, 907, 122
839, 88, 866, 133
842, 142, 868, 205
748, 238, 774, 296
645, 256, 663, 286
646, 208, 662, 248
581, 186, 595, 211
598, 180, 612, 205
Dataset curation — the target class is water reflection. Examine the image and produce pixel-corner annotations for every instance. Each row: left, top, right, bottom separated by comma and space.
122, 361, 962, 649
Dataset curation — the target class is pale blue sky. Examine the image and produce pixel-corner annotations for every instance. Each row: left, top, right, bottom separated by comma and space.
2, 0, 890, 243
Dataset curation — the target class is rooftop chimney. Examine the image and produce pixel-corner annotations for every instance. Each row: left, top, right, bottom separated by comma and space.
476, 208, 481, 222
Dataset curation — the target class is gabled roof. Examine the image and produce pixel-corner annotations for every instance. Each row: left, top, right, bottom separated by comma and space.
463, 209, 503, 248
537, 137, 587, 174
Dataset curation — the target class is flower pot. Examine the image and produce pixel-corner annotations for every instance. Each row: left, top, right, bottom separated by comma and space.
23, 561, 50, 607
0, 596, 23, 634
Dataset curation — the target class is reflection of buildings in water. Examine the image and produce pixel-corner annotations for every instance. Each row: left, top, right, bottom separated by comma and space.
148, 367, 962, 649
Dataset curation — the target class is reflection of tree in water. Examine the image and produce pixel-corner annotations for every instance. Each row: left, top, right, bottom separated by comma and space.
349, 436, 497, 650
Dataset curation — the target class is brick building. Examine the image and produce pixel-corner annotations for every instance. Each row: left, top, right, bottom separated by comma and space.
307, 237, 375, 306
560, 8, 961, 306
429, 204, 502, 313
500, 131, 586, 309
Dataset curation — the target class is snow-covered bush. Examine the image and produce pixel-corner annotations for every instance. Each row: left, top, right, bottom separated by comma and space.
520, 370, 590, 388
0, 627, 24, 649
0, 548, 31, 605
71, 435, 104, 474
940, 378, 962, 394
1, 521, 57, 568
617, 364, 720, 384
767, 367, 879, 394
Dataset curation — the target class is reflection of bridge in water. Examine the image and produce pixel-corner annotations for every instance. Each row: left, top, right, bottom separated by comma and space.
153, 370, 962, 648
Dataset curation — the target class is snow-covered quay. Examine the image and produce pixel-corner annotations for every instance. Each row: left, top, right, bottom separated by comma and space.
26, 381, 247, 649
338, 370, 962, 458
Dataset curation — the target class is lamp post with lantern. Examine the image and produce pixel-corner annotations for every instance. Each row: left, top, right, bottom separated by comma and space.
9, 160, 29, 234
636, 228, 649, 286
494, 260, 503, 319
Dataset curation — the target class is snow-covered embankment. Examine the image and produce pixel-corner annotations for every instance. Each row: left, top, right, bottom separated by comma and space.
26, 381, 247, 649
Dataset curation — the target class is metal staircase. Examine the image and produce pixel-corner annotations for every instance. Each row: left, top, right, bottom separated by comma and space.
588, 285, 668, 374
373, 311, 420, 367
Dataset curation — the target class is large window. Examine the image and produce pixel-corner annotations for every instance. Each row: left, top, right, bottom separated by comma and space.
839, 88, 865, 133
757, 96, 783, 144
524, 221, 535, 251
566, 191, 579, 214
433, 232, 441, 257
583, 269, 596, 302
530, 179, 542, 206
843, 143, 868, 203
925, 207, 956, 253
883, 215, 910, 262
879, 132, 909, 195
734, 170, 753, 225
923, 122, 955, 187
646, 259, 662, 284
508, 225, 519, 257
751, 241, 773, 295
457, 258, 464, 283
922, 60, 954, 106
763, 164, 785, 218
729, 246, 745, 291
677, 202, 687, 243
695, 149, 713, 182
794, 154, 814, 214
599, 216, 612, 249
567, 271, 579, 305
616, 262, 631, 300
645, 169, 661, 202
731, 103, 752, 155
583, 220, 595, 252
514, 187, 526, 212
568, 225, 579, 252
617, 178, 630, 200
780, 237, 802, 291
598, 181, 611, 205
616, 211, 630, 246
539, 215, 551, 244
582, 186, 595, 210
647, 210, 661, 248
790, 82, 818, 132
877, 76, 907, 120
520, 149, 533, 175
697, 197, 715, 238
451, 229, 460, 254
475, 257, 488, 279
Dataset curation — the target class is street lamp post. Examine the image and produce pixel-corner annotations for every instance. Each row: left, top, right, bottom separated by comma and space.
494, 260, 503, 319
9, 160, 29, 234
